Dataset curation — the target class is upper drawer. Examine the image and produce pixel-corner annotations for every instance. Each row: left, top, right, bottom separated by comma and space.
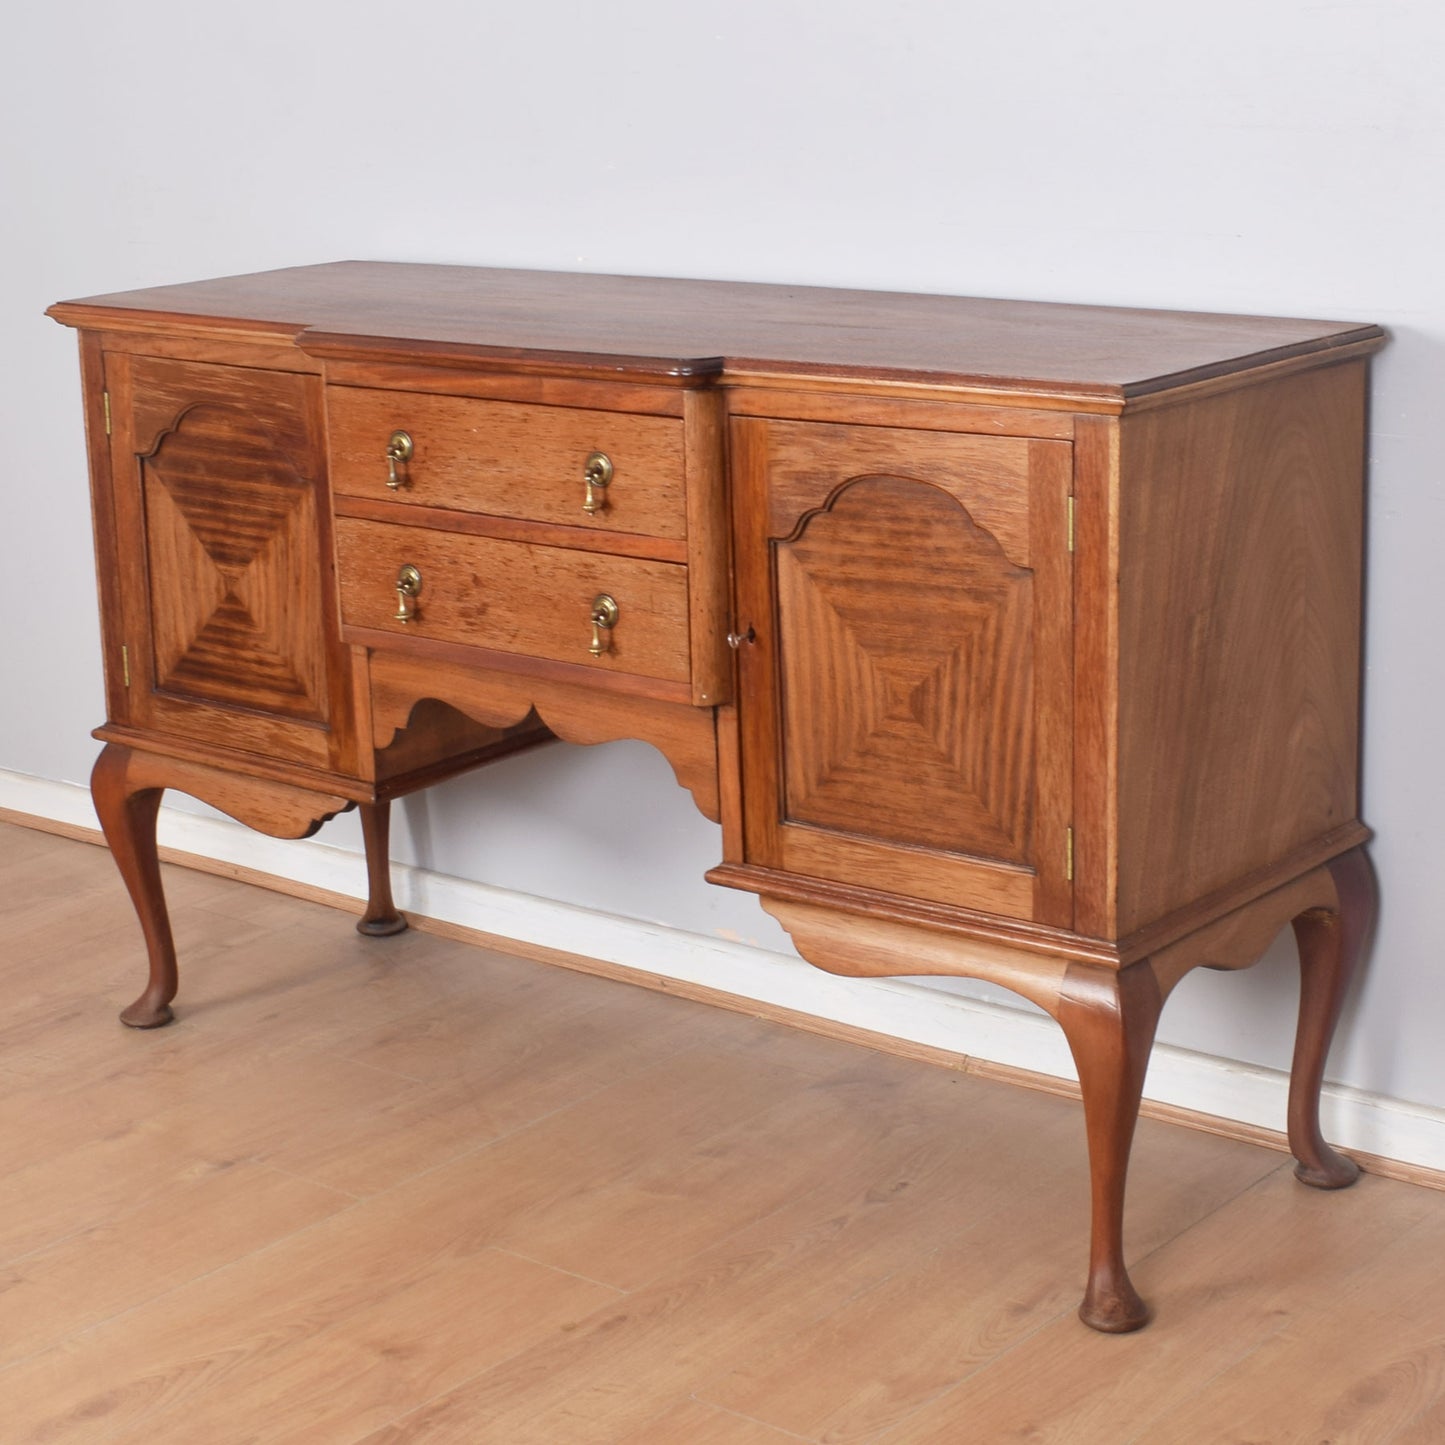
327, 387, 687, 539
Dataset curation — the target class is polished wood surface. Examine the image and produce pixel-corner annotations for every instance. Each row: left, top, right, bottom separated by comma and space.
729, 418, 1074, 927
1290, 848, 1376, 1189
103, 352, 344, 769
366, 651, 722, 823
334, 517, 693, 683
5, 822, 1441, 1444
49, 261, 1383, 401
1114, 362, 1368, 935
50, 264, 1381, 1332
328, 385, 687, 538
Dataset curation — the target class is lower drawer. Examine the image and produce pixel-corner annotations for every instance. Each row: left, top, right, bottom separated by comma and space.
334, 518, 692, 684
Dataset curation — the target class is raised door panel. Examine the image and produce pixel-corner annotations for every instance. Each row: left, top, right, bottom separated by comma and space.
106, 354, 346, 769
732, 419, 1074, 926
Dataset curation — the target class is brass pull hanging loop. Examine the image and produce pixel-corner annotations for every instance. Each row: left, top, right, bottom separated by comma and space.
393, 564, 422, 623
582, 452, 613, 514
386, 431, 414, 490
589, 593, 619, 655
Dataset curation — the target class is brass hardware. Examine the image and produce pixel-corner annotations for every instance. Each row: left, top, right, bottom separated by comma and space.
589, 593, 620, 655
726, 625, 756, 648
103, 391, 112, 437
1066, 826, 1075, 883
385, 430, 414, 490
121, 644, 130, 688
393, 563, 423, 623
582, 451, 614, 514
1067, 495, 1075, 553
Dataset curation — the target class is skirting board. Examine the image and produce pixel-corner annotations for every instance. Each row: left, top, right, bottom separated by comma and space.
5, 765, 1444, 1188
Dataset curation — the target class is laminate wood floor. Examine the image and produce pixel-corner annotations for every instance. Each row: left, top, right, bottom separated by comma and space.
3, 818, 1443, 1443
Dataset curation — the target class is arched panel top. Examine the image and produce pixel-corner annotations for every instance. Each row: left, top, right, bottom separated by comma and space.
762, 418, 1038, 568
125, 354, 321, 485
780, 473, 1029, 582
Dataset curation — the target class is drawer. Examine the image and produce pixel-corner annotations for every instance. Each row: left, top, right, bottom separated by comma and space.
328, 387, 686, 539
335, 517, 692, 683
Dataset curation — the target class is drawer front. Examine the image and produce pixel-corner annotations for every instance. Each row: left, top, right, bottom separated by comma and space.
328, 387, 686, 539
335, 518, 692, 683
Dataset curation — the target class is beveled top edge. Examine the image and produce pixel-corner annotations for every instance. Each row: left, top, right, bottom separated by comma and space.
48, 260, 1386, 400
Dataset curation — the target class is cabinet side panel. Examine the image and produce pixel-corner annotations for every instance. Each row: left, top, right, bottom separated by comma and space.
76, 332, 131, 726
1115, 362, 1367, 934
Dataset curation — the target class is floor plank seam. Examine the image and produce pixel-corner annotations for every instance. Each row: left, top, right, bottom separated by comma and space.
12, 812, 1442, 1195
702, 1397, 825, 1442
1121, 1152, 1297, 1288
0, 1186, 383, 1385
489, 1244, 630, 1296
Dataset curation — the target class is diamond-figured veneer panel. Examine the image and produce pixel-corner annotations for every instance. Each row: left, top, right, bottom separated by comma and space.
777, 477, 1034, 864
142, 400, 328, 722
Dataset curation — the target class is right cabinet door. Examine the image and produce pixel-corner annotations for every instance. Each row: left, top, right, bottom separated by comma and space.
731, 418, 1075, 927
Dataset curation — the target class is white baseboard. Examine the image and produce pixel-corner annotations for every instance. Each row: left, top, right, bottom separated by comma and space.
5, 765, 1444, 1178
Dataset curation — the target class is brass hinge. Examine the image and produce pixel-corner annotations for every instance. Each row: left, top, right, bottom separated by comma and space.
121, 644, 130, 688
1065, 826, 1074, 883
103, 391, 112, 437
1067, 495, 1075, 553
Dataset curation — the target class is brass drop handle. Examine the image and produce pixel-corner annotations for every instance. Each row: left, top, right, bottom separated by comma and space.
589, 593, 620, 656
582, 451, 613, 514
386, 430, 414, 490
393, 564, 422, 623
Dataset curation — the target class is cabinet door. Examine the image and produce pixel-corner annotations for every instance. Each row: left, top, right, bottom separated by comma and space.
103, 353, 346, 770
731, 419, 1074, 927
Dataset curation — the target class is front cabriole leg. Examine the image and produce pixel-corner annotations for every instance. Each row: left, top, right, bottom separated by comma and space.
1056, 959, 1165, 1332
1288, 846, 1374, 1189
90, 744, 352, 1028
91, 743, 178, 1029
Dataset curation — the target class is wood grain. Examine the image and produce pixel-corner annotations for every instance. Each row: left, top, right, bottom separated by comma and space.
98, 744, 353, 840
1114, 362, 1368, 935
762, 419, 1035, 561
5, 823, 1442, 1445
733, 417, 1072, 926
104, 351, 345, 769
726, 384, 1075, 439
48, 264, 1383, 1347
16, 807, 1440, 1192
366, 650, 721, 821
320, 357, 688, 413
683, 386, 733, 707
762, 897, 1071, 1014
776, 478, 1034, 859
1070, 414, 1122, 939
331, 494, 688, 562
327, 384, 687, 538
49, 261, 1384, 402
334, 515, 693, 683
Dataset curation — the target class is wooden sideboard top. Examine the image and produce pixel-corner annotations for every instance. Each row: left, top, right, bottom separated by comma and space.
48, 261, 1384, 404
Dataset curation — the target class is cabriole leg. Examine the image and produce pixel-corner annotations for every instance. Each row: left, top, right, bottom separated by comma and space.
1288, 846, 1374, 1189
1057, 960, 1165, 1332
356, 799, 407, 937
91, 743, 178, 1029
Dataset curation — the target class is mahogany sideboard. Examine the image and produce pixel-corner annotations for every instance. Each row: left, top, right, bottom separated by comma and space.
49, 263, 1384, 1332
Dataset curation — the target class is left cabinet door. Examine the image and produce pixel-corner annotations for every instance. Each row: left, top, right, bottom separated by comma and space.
102, 352, 348, 770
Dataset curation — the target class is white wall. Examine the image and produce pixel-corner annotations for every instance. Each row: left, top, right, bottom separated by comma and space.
5, 1, 1444, 1112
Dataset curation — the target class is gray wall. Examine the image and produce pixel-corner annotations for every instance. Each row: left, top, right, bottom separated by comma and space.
5, 0, 1443, 1105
